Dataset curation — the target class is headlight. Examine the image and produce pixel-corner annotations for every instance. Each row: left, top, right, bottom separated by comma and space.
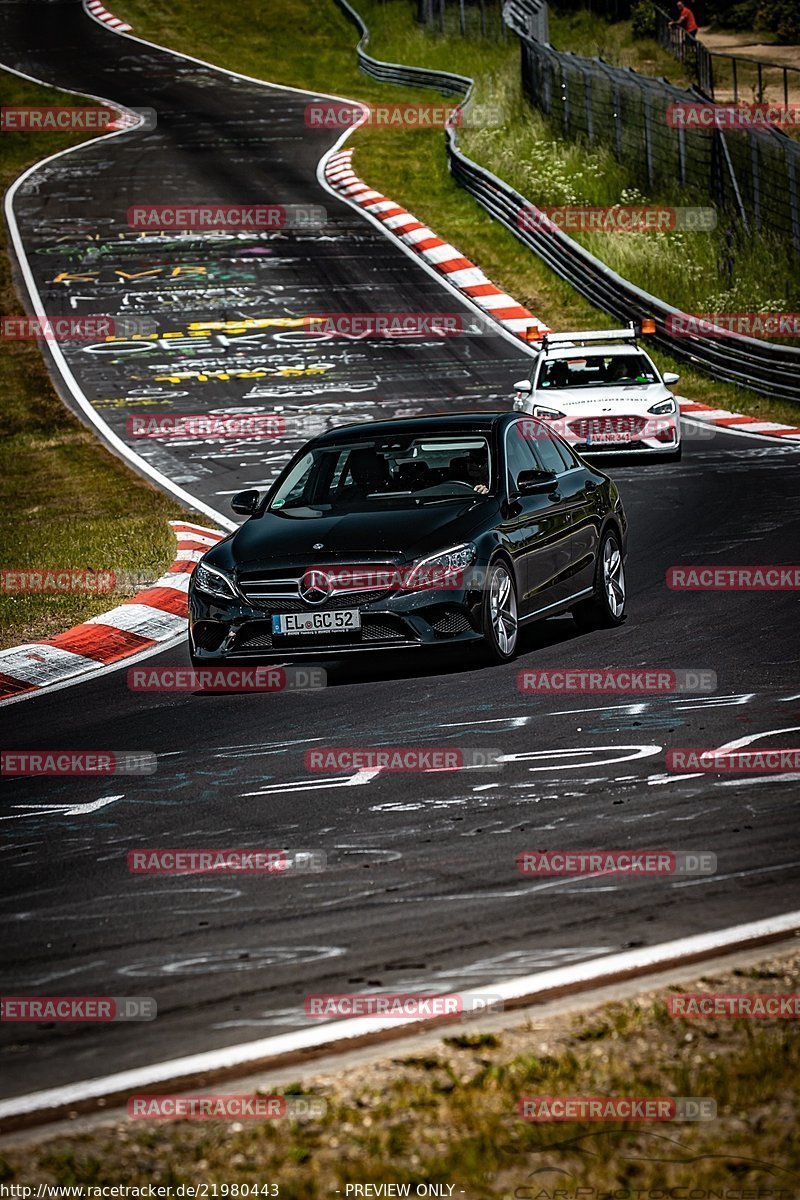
648, 397, 676, 415
193, 561, 238, 601
402, 543, 477, 591
533, 405, 566, 419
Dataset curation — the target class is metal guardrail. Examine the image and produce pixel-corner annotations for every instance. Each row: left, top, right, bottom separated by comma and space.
331, 0, 800, 402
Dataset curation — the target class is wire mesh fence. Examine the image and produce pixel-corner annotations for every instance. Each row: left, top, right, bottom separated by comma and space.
514, 1, 800, 252
414, 0, 800, 251
415, 0, 508, 39
332, 0, 800, 399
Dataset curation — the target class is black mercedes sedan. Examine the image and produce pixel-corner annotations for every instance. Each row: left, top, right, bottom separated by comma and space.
188, 413, 628, 665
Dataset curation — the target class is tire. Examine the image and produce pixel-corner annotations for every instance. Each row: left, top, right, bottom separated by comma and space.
480, 558, 519, 663
572, 529, 627, 632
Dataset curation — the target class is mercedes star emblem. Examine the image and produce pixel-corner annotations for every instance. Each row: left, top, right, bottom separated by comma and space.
300, 569, 331, 605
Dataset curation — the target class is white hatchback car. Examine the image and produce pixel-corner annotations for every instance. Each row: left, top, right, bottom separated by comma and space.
513, 325, 682, 460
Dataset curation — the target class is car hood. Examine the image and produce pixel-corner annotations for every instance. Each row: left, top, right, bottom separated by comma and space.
218, 499, 494, 573
531, 383, 675, 414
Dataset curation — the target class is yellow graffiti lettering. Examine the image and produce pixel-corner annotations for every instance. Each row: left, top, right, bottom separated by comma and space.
114, 270, 164, 280
187, 316, 323, 332
52, 272, 98, 284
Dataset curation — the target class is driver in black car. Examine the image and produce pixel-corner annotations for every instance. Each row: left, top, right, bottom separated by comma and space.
345, 448, 391, 497
448, 449, 490, 495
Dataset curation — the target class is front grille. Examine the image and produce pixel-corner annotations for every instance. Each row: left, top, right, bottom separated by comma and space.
361, 616, 407, 642
235, 622, 274, 650
233, 615, 411, 652
240, 590, 390, 613
569, 416, 647, 440
423, 606, 473, 635
192, 621, 227, 651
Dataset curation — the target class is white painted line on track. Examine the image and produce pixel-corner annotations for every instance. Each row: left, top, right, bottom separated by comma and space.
1, 908, 798, 1124
2, 66, 237, 532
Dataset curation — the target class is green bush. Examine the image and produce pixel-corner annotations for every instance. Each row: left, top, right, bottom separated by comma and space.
631, 0, 657, 38
757, 0, 800, 42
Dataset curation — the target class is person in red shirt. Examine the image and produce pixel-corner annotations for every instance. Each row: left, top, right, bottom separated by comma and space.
670, 2, 699, 34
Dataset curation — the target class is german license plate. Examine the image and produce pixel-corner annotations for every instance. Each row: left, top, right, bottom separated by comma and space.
271, 609, 361, 636
588, 430, 630, 444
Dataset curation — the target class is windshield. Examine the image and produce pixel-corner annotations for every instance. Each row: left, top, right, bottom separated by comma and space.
268, 436, 493, 516
538, 352, 659, 389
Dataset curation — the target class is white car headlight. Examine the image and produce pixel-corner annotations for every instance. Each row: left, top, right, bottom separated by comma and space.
403, 543, 477, 590
533, 405, 566, 419
648, 397, 677, 415
194, 561, 238, 601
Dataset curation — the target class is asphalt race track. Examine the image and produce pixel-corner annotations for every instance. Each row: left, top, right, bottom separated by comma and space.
1, 0, 800, 1105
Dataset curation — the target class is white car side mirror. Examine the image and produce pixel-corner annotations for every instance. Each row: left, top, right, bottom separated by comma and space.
513, 379, 532, 394
662, 371, 680, 385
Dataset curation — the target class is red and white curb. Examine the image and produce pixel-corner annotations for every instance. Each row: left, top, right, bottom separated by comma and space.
677, 398, 800, 441
0, 522, 224, 705
84, 0, 132, 32
325, 148, 551, 342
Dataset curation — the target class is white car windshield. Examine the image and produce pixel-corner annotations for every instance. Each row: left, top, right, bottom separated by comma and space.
269, 436, 493, 516
539, 352, 659, 389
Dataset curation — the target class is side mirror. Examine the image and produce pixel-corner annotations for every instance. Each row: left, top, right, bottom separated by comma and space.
516, 469, 559, 495
662, 371, 680, 385
231, 489, 260, 516
513, 379, 532, 394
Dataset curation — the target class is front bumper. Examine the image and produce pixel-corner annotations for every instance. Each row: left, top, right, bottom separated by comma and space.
188, 585, 486, 660
533, 411, 681, 454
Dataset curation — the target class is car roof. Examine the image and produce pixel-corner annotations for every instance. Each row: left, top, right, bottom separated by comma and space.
542, 343, 650, 360
313, 412, 518, 444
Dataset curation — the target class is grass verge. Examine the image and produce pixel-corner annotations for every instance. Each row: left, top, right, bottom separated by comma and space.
0, 73, 187, 648
113, 0, 800, 425
2, 949, 798, 1192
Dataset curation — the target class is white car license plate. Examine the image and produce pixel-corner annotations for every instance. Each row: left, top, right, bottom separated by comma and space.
271, 609, 361, 636
588, 431, 631, 444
